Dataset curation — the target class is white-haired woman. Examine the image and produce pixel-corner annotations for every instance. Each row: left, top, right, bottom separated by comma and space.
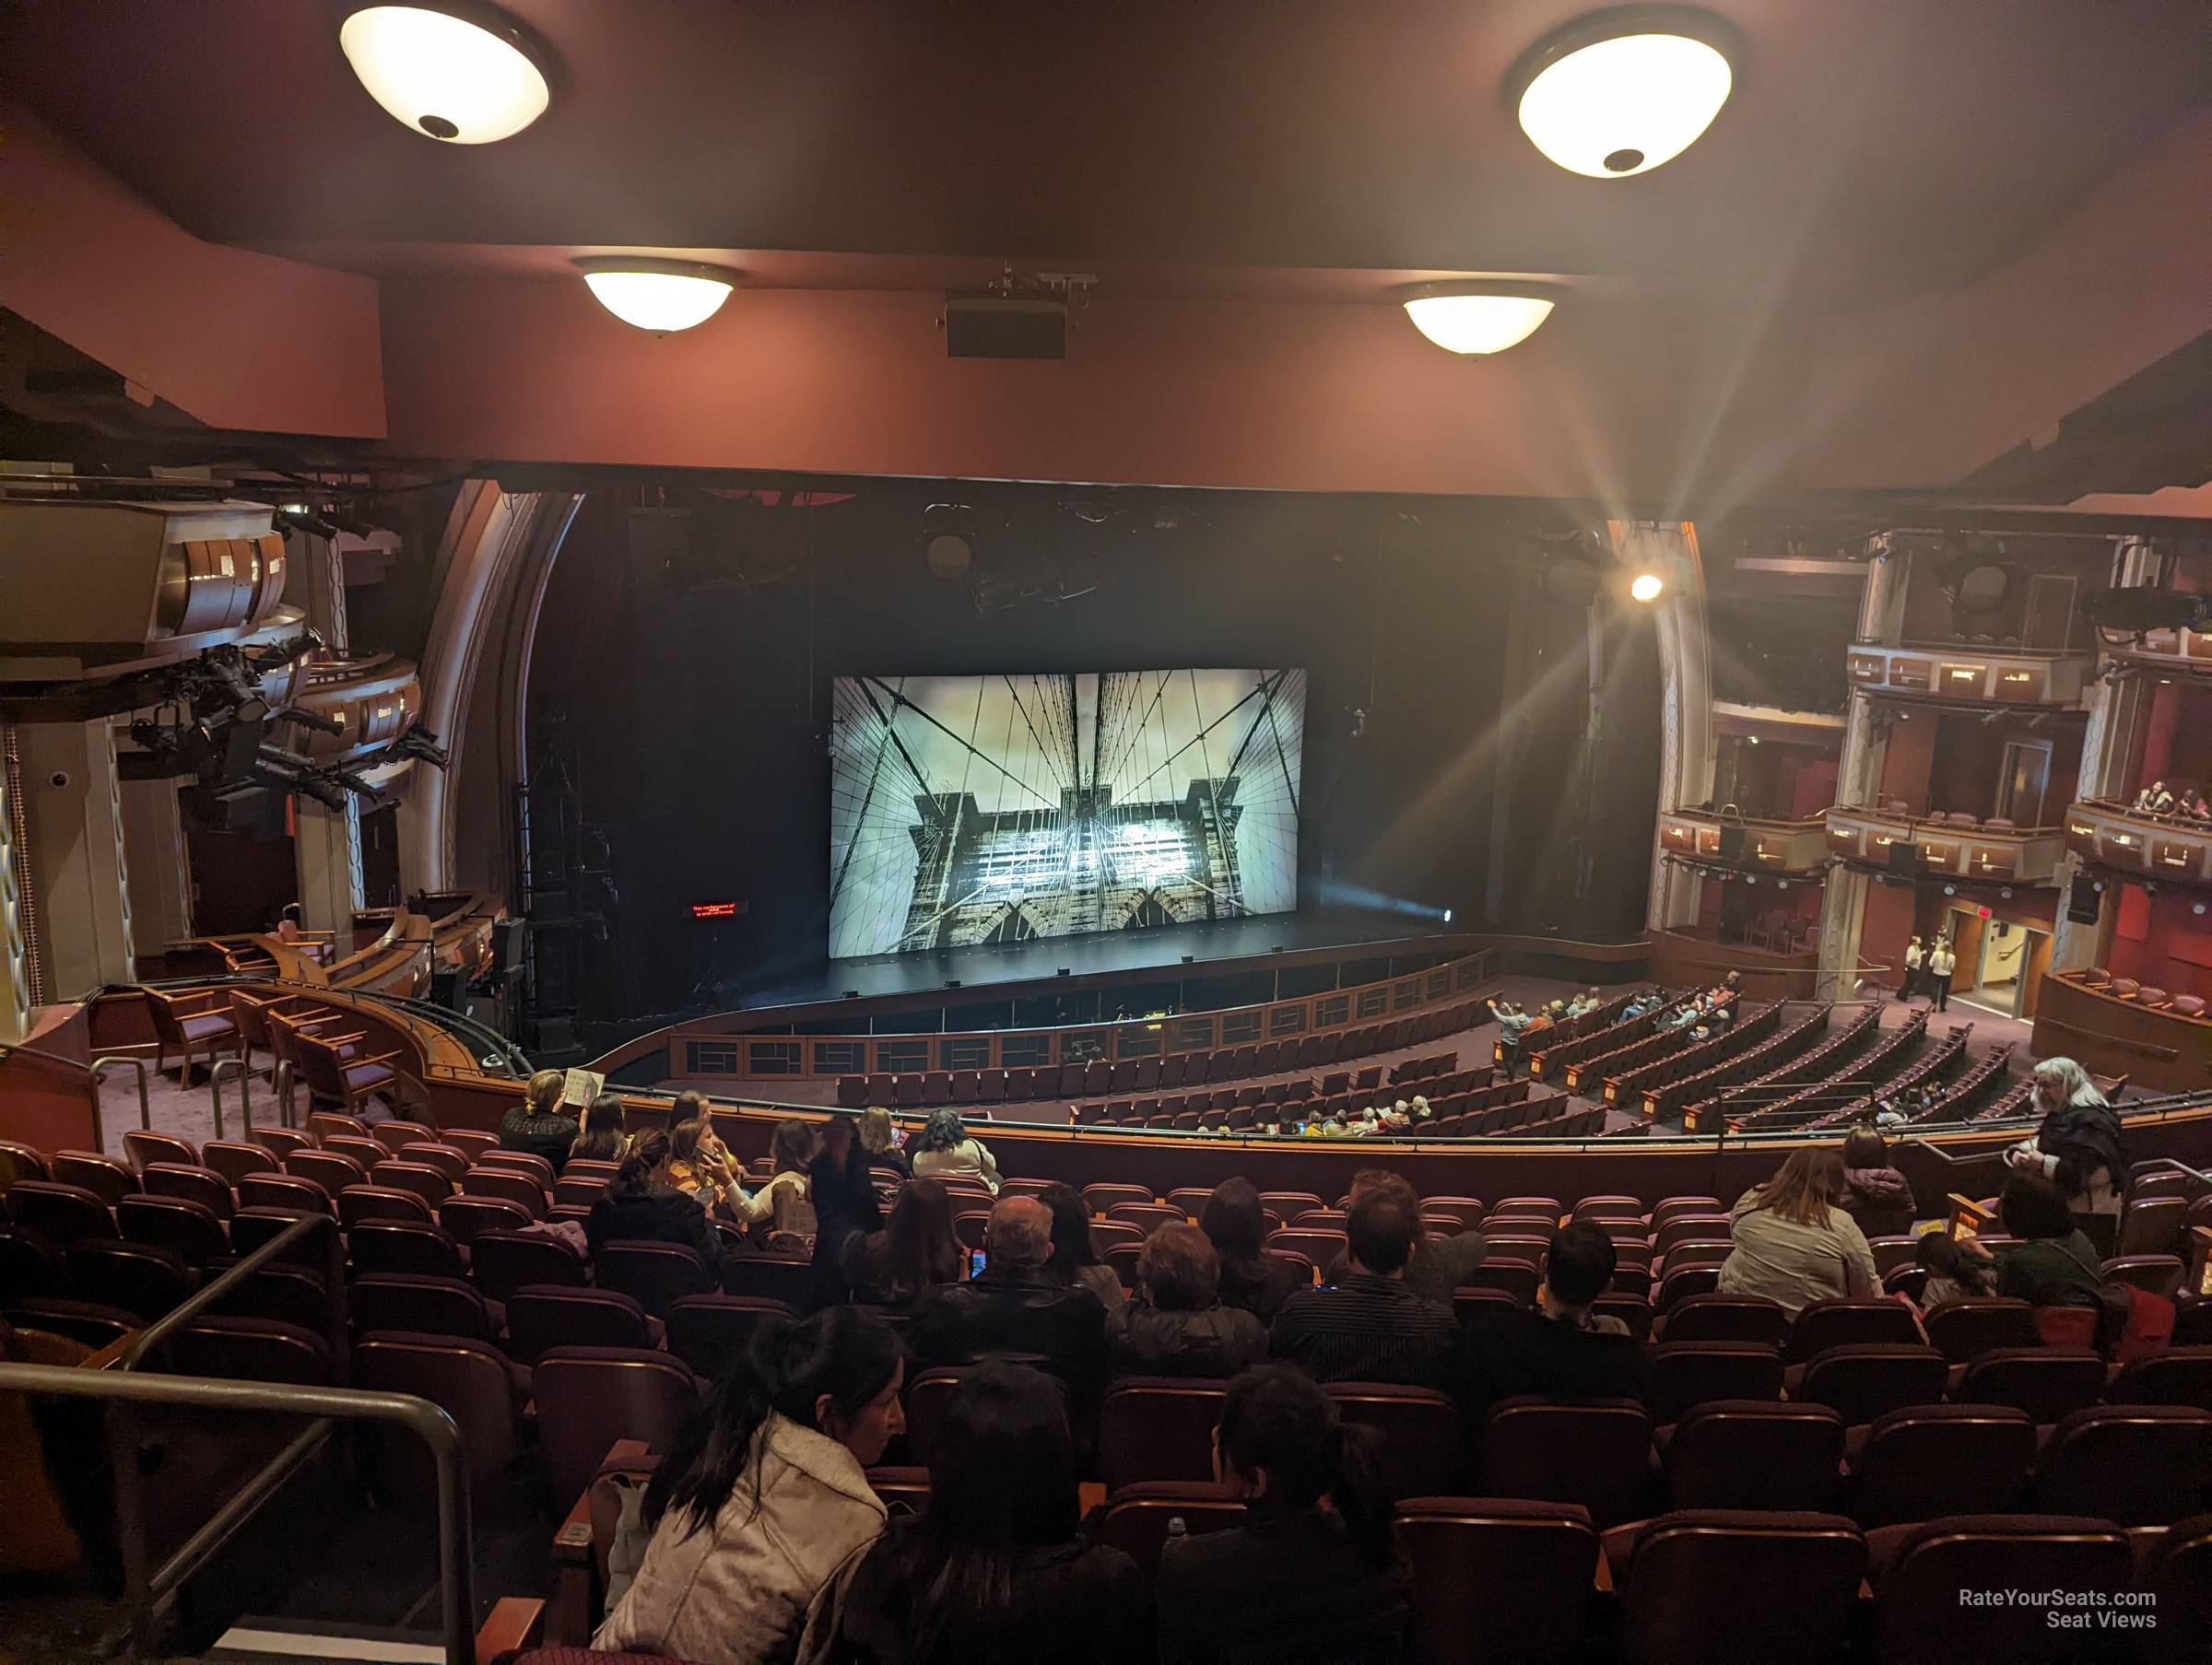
2005, 1057, 2126, 1256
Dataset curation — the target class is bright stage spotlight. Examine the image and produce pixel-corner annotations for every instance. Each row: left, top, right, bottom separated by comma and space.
1630, 571, 1665, 603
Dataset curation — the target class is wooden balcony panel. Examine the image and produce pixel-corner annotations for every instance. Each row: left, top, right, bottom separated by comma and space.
2065, 800, 2212, 885
2114, 625, 2212, 674
1657, 809, 1830, 875
1824, 806, 2065, 885
1843, 642, 2092, 708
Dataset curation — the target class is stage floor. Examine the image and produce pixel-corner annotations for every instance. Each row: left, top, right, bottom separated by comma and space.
729, 909, 1459, 1010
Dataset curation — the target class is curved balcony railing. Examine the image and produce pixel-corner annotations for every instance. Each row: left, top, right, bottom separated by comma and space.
1657, 808, 1830, 874
1844, 641, 2093, 707
2064, 799, 2212, 885
1825, 804, 2065, 885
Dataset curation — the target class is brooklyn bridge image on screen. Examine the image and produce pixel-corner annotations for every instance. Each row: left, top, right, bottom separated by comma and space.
829, 670, 1305, 959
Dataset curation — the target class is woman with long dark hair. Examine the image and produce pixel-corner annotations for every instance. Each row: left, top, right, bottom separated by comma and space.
594, 1307, 905, 1665
568, 1092, 629, 1165
1155, 1364, 1408, 1663
908, 1108, 1002, 1194
585, 1130, 724, 1270
732, 1116, 819, 1238
1200, 1178, 1306, 1323
1038, 1181, 1126, 1312
826, 1363, 1145, 1663
846, 1177, 963, 1310
807, 1116, 885, 1310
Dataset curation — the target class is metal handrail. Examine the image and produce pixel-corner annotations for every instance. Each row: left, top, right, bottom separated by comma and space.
0, 1038, 159, 1154
208, 1056, 251, 1140
124, 1211, 347, 1378
0, 1363, 474, 1665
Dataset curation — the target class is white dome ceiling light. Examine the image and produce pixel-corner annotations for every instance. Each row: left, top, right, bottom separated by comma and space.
575, 259, 741, 334
338, 3, 555, 144
1507, 6, 1739, 179
1401, 281, 1561, 356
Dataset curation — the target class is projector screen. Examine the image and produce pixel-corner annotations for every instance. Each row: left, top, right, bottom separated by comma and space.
830, 670, 1305, 959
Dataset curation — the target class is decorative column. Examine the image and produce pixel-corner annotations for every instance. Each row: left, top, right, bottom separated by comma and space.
1624, 522, 1713, 932
0, 728, 35, 1040
2051, 537, 2159, 971
1816, 538, 1905, 999
289, 529, 365, 932
14, 719, 135, 998
116, 777, 193, 956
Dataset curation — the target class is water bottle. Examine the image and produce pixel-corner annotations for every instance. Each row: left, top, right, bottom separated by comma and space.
1165, 1516, 1188, 1543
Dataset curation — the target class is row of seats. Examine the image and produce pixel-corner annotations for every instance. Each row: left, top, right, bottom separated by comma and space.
1691, 1004, 1900, 1130
1562, 998, 1745, 1093
1522, 991, 1665, 1077
1634, 1004, 1817, 1120
1748, 1023, 1973, 1135
832, 1000, 1487, 1108
2072, 967, 2210, 1020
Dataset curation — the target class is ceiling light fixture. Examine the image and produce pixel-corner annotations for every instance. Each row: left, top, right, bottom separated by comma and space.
1506, 6, 1739, 179
1401, 281, 1560, 355
338, 3, 555, 144
574, 259, 740, 334
1630, 571, 1665, 603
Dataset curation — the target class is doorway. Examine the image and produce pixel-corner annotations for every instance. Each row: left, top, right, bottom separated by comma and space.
1947, 907, 2049, 1020
1995, 739, 2053, 826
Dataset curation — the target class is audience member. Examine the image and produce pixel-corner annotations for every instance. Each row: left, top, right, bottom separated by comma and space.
584, 1130, 724, 1269
910, 1108, 1003, 1195
1039, 1182, 1126, 1313
907, 1197, 1108, 1414
808, 1116, 886, 1309
1970, 1172, 2104, 1313
855, 1107, 910, 1178
568, 1092, 629, 1165
1900, 935, 1924, 1002
1716, 1147, 1878, 1314
1323, 1169, 1484, 1306
827, 1364, 1145, 1664
667, 1108, 749, 1218
1459, 1224, 1647, 1412
1155, 1364, 1410, 1665
1202, 1178, 1308, 1324
2132, 780, 2175, 815
1269, 1190, 1459, 1387
844, 1177, 962, 1312
1837, 1128, 1917, 1232
499, 1068, 581, 1171
594, 1307, 904, 1665
1913, 1230, 1994, 1309
732, 1116, 819, 1237
1107, 1223, 1268, 1378
2007, 1056, 2126, 1255
1926, 935, 1956, 1012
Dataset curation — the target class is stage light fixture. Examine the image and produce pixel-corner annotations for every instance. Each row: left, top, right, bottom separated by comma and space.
338, 3, 553, 144
1507, 6, 1738, 179
1443, 909, 1454, 923
574, 258, 739, 333
1402, 282, 1559, 355
1630, 571, 1665, 603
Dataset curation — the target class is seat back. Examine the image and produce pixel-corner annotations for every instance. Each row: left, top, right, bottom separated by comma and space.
354, 1331, 523, 1509
337, 1186, 436, 1231
1081, 1183, 1154, 1213
2030, 1406, 2212, 1527
122, 1131, 198, 1173
1266, 1228, 1348, 1267
1097, 1377, 1228, 1492
462, 1167, 548, 1219
371, 1120, 440, 1155
285, 1150, 369, 1196
63, 1240, 193, 1322
349, 1273, 495, 1343
2136, 1513, 2212, 1665
397, 1143, 473, 1183
1328, 1382, 1466, 1498
2119, 1195, 2189, 1259
2106, 1345, 2212, 1410
51, 1153, 134, 1208
719, 1255, 814, 1306
1920, 1296, 2038, 1363
370, 1161, 456, 1208
206, 1261, 332, 1333
1108, 1202, 1185, 1236
1787, 1298, 1924, 1362
1663, 1400, 1844, 1511
1394, 1496, 1597, 1665
1847, 1403, 2035, 1528
505, 1285, 654, 1367
162, 1316, 333, 1386
665, 1295, 799, 1381
1093, 1481, 1247, 1576
1480, 1398, 1653, 1528
438, 1193, 534, 1245
1794, 1343, 1948, 1426
1647, 1342, 1784, 1425
468, 1228, 586, 1303
1657, 1294, 1789, 1347
1622, 1509, 1865, 1665
235, 1173, 335, 1217
477, 1149, 557, 1188
1875, 1514, 2132, 1661
200, 1141, 280, 1188
9, 1181, 120, 1247
116, 1193, 228, 1264
594, 1241, 712, 1317
1952, 1348, 2107, 1425
142, 1163, 234, 1220
534, 1347, 700, 1510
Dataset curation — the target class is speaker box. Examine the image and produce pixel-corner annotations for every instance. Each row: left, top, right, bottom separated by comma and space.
1886, 838, 1921, 875
2065, 877, 2102, 925
1716, 823, 1747, 862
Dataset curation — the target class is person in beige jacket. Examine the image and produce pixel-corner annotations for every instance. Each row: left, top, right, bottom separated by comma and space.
1716, 1147, 1880, 1315
595, 1307, 905, 1665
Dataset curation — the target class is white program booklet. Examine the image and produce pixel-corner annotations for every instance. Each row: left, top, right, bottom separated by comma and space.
561, 1068, 606, 1109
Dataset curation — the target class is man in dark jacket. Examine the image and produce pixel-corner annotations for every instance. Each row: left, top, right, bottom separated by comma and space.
1269, 1191, 1461, 1388
908, 1196, 1109, 1413
1108, 1223, 1267, 1378
1459, 1223, 1647, 1412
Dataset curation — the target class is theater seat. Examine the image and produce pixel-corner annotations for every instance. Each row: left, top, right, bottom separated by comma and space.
1093, 1481, 1246, 1576
594, 1242, 713, 1317
665, 1296, 795, 1382
1616, 1509, 1865, 1665
1647, 1343, 1784, 1424
1919, 1296, 2037, 1364
1660, 1400, 1842, 1512
1794, 1344, 1949, 1427
1950, 1348, 2106, 1425
9, 1182, 120, 1248
1482, 1398, 1653, 1528
1327, 1381, 1466, 1499
350, 1273, 497, 1343
1099, 1377, 1228, 1492
1395, 1497, 1598, 1665
2136, 1514, 2212, 1665
505, 1285, 658, 1367
2171, 994, 2206, 1018
1657, 1295, 1790, 1348
534, 1347, 700, 1511
1872, 1515, 2131, 1660
163, 1316, 333, 1386
2107, 1347, 2212, 1410
469, 1229, 586, 1303
356, 1331, 525, 1511
1846, 1403, 2035, 1528
2030, 1406, 2212, 1526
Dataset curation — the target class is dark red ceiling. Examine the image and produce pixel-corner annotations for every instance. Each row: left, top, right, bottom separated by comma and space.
7, 0, 2206, 309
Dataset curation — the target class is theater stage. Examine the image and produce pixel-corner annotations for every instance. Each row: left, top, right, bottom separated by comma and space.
725, 909, 1464, 1012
